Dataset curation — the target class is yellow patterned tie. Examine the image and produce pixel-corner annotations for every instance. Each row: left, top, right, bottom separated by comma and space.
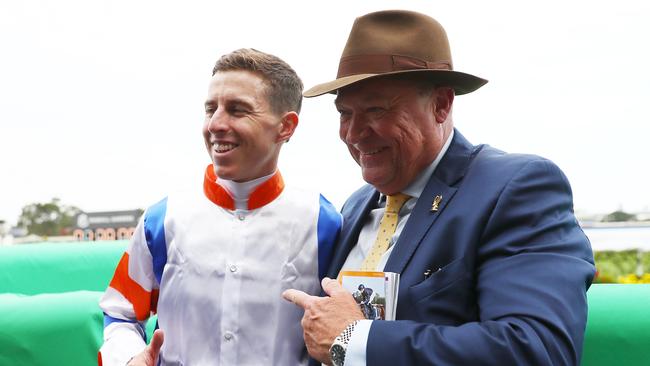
360, 193, 411, 271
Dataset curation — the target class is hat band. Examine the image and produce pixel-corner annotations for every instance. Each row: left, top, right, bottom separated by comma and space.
337, 54, 452, 78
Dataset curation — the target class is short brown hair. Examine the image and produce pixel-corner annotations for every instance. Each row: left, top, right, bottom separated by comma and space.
212, 48, 303, 115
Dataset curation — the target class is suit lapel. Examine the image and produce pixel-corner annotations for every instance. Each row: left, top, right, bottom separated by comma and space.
383, 177, 457, 273
384, 130, 478, 273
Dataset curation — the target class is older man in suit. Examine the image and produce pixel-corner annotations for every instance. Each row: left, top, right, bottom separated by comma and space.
284, 9, 595, 366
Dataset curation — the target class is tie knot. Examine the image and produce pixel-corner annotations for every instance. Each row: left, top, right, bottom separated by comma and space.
385, 193, 410, 214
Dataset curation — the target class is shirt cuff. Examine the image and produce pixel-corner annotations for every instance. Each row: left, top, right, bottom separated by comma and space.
344, 319, 371, 366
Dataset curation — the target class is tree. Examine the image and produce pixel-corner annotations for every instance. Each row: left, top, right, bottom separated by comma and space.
17, 198, 81, 236
601, 210, 637, 223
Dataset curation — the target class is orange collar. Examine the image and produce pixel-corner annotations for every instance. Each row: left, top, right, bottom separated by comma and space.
202, 164, 285, 210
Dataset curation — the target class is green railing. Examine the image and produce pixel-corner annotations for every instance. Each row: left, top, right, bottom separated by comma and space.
0, 242, 648, 365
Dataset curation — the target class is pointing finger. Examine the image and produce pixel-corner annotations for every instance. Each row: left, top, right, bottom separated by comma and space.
282, 289, 312, 308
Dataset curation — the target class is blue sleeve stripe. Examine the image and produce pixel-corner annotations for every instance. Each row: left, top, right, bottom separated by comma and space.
144, 197, 168, 285
317, 195, 342, 280
103, 313, 146, 341
103, 312, 136, 327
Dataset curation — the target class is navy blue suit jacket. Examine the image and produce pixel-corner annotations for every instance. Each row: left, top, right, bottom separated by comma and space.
327, 130, 595, 365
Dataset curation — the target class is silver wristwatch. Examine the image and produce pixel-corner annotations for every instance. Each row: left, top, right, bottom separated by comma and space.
329, 320, 360, 366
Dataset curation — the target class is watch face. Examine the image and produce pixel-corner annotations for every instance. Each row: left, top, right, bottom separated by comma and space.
330, 344, 345, 366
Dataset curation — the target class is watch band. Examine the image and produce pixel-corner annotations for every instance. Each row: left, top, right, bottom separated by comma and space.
337, 320, 360, 345
330, 320, 361, 366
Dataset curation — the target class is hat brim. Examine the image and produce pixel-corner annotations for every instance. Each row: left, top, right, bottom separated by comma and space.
303, 69, 487, 97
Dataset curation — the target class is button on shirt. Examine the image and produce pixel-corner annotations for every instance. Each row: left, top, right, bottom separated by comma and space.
341, 130, 454, 366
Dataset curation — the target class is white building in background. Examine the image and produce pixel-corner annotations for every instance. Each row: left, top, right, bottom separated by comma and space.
583, 226, 650, 251
0, 209, 143, 245
71, 209, 142, 241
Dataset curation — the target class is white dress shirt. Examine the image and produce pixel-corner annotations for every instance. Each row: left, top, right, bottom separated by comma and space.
342, 130, 454, 366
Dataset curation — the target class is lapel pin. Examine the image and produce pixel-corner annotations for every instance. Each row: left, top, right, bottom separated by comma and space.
423, 269, 432, 279
431, 195, 442, 212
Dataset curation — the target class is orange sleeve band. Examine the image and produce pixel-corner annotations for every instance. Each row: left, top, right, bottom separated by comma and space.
109, 252, 158, 321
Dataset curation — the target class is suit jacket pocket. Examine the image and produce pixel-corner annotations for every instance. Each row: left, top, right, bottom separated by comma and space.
407, 257, 469, 304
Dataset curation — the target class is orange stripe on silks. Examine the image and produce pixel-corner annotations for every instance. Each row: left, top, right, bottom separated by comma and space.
203, 164, 235, 210
98, 351, 102, 366
248, 170, 284, 210
109, 252, 154, 321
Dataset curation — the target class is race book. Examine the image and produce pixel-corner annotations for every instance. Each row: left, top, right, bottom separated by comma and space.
338, 270, 400, 321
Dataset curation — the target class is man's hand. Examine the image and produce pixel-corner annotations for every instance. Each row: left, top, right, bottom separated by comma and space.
127, 329, 164, 366
283, 277, 364, 364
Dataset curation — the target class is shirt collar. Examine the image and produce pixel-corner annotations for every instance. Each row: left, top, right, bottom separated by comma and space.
401, 129, 454, 200
203, 164, 284, 210
217, 171, 276, 210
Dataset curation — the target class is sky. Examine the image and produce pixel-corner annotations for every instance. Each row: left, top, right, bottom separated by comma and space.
1, 0, 649, 226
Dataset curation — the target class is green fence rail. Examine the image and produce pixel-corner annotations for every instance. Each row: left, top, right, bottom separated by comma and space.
0, 242, 648, 365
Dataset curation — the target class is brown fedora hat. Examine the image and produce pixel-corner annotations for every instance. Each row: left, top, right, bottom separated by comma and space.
304, 10, 487, 97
